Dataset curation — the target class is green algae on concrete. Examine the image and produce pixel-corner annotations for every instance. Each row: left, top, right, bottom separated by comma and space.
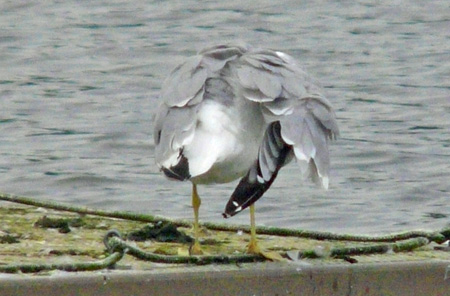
0, 201, 449, 273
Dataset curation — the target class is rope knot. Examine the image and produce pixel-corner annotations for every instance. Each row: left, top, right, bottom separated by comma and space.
103, 229, 126, 254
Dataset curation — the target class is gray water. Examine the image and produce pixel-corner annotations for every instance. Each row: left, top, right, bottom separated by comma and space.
1, 1, 449, 235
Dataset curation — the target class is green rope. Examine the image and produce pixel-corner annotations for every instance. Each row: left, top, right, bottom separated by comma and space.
0, 251, 123, 274
291, 238, 430, 259
0, 192, 180, 225
332, 237, 429, 258
1, 192, 448, 243
0, 234, 432, 273
105, 232, 265, 265
224, 225, 446, 244
297, 237, 429, 260
104, 231, 430, 264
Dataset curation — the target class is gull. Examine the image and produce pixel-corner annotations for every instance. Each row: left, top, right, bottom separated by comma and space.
154, 43, 339, 255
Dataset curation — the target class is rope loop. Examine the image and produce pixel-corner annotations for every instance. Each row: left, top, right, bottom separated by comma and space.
103, 229, 125, 254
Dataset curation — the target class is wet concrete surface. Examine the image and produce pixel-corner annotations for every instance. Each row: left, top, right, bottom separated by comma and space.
1, 261, 449, 296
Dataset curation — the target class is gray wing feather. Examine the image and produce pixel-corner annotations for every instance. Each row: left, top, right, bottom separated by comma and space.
160, 55, 207, 107
154, 45, 245, 172
232, 49, 339, 188
160, 44, 246, 109
154, 105, 198, 166
281, 98, 338, 188
309, 100, 340, 137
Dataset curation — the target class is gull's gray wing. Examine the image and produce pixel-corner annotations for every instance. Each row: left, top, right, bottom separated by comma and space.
224, 49, 339, 217
154, 45, 247, 179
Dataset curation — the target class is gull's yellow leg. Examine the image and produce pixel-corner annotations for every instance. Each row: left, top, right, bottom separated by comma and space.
246, 204, 285, 261
246, 204, 261, 254
190, 184, 203, 255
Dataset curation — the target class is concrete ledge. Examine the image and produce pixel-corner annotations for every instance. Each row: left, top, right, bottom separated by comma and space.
1, 261, 449, 296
